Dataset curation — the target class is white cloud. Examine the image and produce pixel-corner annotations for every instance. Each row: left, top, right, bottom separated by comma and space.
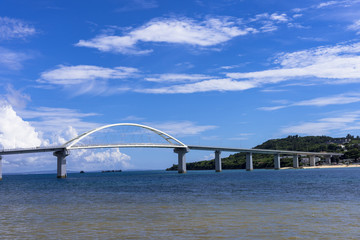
281, 111, 360, 135
0, 47, 32, 70
258, 106, 286, 111
202, 153, 215, 160
148, 121, 216, 136
139, 78, 257, 94
39, 65, 138, 85
38, 65, 138, 95
83, 148, 131, 169
227, 42, 360, 85
0, 16, 36, 40
145, 73, 212, 83
18, 106, 99, 134
348, 20, 360, 34
294, 93, 360, 106
259, 92, 360, 111
316, 1, 339, 8
270, 13, 289, 22
76, 17, 255, 54
3, 85, 31, 109
248, 12, 290, 33
0, 102, 41, 149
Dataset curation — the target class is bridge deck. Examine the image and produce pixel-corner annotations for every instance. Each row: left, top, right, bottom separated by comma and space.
187, 145, 342, 156
0, 144, 342, 157
0, 147, 65, 155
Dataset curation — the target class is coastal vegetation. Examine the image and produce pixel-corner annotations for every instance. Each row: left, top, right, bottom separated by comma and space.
166, 135, 360, 171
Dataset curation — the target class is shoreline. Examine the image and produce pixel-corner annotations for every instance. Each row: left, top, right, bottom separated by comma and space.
282, 164, 360, 170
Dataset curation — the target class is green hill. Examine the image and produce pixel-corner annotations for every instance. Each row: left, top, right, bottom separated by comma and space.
166, 135, 359, 171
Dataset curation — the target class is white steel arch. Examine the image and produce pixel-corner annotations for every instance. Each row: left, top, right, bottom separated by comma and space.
62, 123, 187, 149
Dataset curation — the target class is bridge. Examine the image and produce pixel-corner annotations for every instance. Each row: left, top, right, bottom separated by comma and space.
0, 123, 342, 180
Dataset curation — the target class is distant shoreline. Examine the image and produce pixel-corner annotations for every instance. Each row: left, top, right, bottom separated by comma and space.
282, 164, 360, 170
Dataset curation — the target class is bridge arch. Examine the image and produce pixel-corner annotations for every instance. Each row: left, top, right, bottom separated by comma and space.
62, 123, 187, 150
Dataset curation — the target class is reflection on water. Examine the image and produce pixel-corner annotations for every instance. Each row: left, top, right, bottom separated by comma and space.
0, 169, 359, 239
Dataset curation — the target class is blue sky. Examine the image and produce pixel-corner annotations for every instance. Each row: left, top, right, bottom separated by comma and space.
1, 0, 360, 173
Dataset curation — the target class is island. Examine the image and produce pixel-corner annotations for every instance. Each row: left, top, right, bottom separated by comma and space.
167, 135, 360, 171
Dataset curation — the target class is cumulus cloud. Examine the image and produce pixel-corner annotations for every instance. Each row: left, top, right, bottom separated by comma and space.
83, 149, 131, 166
0, 102, 134, 172
76, 17, 256, 54
0, 103, 41, 149
0, 16, 36, 40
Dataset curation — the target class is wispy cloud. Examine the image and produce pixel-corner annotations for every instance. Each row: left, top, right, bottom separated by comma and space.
227, 41, 360, 85
38, 65, 138, 95
259, 92, 360, 111
116, 0, 158, 12
281, 111, 360, 135
293, 0, 360, 12
0, 16, 36, 40
145, 73, 212, 83
3, 85, 31, 109
348, 19, 360, 34
0, 47, 33, 70
147, 121, 217, 136
139, 78, 257, 94
19, 106, 99, 134
316, 1, 339, 8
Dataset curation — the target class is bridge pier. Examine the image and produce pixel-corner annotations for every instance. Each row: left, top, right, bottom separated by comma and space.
309, 155, 315, 166
215, 150, 222, 172
293, 155, 299, 168
174, 148, 188, 174
274, 154, 281, 170
246, 152, 253, 171
0, 155, 2, 180
326, 155, 332, 165
53, 149, 69, 178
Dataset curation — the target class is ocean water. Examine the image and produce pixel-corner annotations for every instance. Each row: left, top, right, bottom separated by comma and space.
0, 168, 360, 239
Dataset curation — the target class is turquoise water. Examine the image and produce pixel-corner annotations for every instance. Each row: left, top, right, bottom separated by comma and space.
1, 168, 360, 239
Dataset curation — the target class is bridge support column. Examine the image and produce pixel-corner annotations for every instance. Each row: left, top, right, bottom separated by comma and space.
274, 154, 281, 170
174, 148, 189, 174
246, 152, 253, 171
309, 155, 315, 166
326, 155, 332, 165
53, 149, 69, 178
293, 155, 299, 168
0, 155, 2, 181
215, 150, 222, 172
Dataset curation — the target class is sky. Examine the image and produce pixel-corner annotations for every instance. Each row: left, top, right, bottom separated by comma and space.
1, 0, 360, 173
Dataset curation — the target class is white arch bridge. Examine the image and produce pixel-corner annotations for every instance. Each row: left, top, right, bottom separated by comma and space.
0, 123, 342, 179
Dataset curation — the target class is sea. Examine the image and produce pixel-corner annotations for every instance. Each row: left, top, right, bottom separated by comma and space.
0, 168, 359, 239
